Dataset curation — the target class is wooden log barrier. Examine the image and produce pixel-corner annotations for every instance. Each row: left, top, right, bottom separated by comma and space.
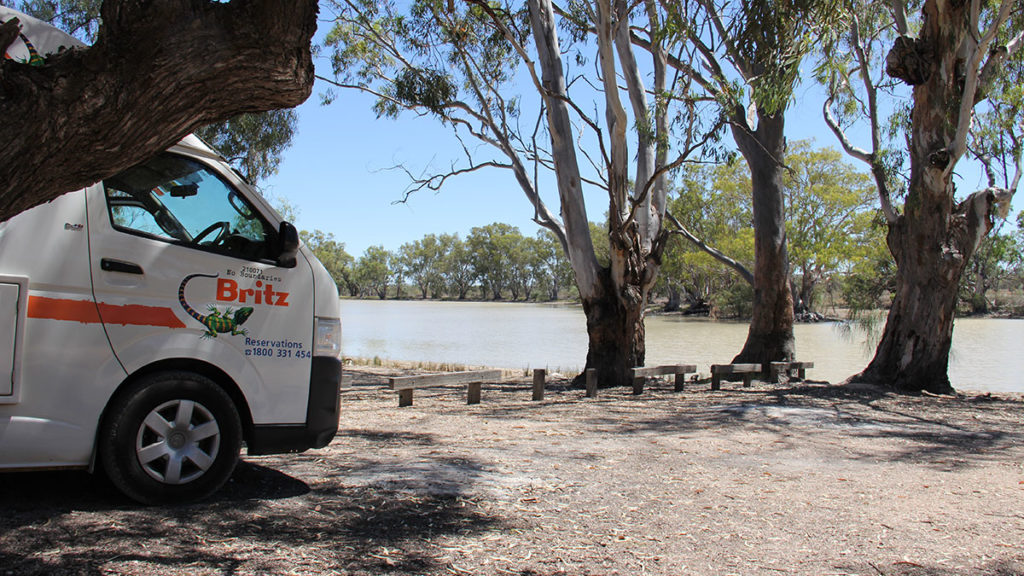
709, 363, 761, 390
768, 361, 816, 382
388, 369, 502, 407
630, 364, 698, 394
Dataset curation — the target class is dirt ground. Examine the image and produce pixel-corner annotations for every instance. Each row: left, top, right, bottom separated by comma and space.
1, 366, 1023, 576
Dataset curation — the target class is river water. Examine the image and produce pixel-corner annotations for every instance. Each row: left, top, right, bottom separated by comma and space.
339, 299, 1024, 394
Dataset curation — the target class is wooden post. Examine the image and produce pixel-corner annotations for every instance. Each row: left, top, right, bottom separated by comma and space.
632, 376, 644, 395
674, 372, 686, 392
467, 382, 481, 405
711, 372, 722, 391
398, 389, 414, 407
532, 369, 545, 401
585, 368, 598, 398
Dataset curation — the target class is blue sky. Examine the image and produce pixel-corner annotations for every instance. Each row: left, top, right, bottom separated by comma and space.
262, 15, 1017, 260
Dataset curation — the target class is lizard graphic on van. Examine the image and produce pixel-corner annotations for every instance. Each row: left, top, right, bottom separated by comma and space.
1, 20, 45, 66
178, 273, 253, 338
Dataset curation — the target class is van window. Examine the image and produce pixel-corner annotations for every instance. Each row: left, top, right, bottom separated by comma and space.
104, 153, 274, 261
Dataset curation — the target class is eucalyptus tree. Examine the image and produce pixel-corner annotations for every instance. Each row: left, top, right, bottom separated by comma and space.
466, 223, 521, 300
439, 234, 475, 300
355, 245, 393, 300
663, 162, 754, 314
400, 234, 446, 299
960, 226, 1021, 314
194, 110, 298, 184
325, 0, 703, 386
16, 1, 302, 187
784, 142, 878, 313
821, 0, 1022, 393
657, 0, 840, 367
0, 0, 318, 221
535, 229, 575, 300
299, 229, 354, 293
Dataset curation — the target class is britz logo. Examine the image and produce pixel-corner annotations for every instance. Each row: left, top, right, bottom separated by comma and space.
216, 279, 289, 307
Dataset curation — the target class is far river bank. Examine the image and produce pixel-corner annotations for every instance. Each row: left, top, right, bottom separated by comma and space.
339, 299, 1024, 395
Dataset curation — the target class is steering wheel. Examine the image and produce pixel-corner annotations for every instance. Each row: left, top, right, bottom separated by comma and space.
193, 221, 231, 246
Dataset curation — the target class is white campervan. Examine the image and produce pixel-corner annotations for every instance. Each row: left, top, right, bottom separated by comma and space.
0, 8, 342, 504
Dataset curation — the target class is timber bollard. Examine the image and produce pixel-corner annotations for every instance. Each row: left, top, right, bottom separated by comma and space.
585, 368, 598, 398
532, 369, 546, 401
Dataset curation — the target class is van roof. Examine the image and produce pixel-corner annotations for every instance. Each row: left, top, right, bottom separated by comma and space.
1, 8, 232, 176
0, 6, 85, 63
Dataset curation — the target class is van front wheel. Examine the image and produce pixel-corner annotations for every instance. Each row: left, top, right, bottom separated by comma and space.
100, 372, 242, 505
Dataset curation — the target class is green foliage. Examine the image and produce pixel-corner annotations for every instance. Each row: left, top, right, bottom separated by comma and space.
300, 229, 354, 294
784, 141, 880, 310
392, 68, 457, 116
840, 232, 895, 312
18, 0, 100, 41
661, 141, 887, 315
588, 220, 610, 269
662, 161, 754, 316
324, 0, 522, 122
969, 30, 1023, 194
195, 110, 298, 184
958, 225, 1023, 314
466, 222, 522, 300
535, 230, 574, 301
355, 245, 393, 300
273, 198, 301, 224
438, 233, 475, 300
814, 0, 911, 199
336, 226, 573, 302
719, 281, 754, 318
399, 234, 446, 299
730, 0, 842, 116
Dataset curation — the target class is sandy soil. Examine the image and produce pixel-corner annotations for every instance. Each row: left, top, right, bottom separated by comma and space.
1, 366, 1023, 575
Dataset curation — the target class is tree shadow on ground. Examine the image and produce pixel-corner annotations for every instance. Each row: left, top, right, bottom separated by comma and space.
0, 482, 500, 575
0, 435, 502, 575
471, 378, 1024, 470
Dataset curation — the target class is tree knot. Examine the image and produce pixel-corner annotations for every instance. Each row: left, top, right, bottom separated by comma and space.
928, 148, 950, 169
886, 35, 930, 86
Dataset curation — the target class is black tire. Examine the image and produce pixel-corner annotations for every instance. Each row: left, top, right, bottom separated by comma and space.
100, 371, 242, 505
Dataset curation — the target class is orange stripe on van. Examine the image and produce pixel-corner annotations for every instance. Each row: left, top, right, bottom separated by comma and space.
27, 297, 101, 323
27, 296, 186, 328
97, 302, 186, 328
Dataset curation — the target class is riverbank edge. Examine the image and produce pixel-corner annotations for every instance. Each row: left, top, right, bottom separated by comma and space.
341, 296, 1024, 321
342, 358, 1024, 403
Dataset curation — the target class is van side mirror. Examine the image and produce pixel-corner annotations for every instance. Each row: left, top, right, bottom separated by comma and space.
277, 221, 299, 268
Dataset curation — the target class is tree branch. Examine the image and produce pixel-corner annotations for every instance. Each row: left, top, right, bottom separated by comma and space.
0, 0, 317, 222
666, 211, 754, 285
949, 0, 1016, 169
822, 95, 899, 224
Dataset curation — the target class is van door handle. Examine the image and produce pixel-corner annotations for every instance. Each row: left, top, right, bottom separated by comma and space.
100, 258, 144, 275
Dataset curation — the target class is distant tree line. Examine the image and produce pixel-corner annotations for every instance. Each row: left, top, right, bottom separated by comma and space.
299, 224, 575, 302
294, 144, 1024, 316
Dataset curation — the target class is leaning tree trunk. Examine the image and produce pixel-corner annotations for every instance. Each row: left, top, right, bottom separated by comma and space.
730, 111, 795, 367
859, 191, 997, 394
856, 0, 1004, 394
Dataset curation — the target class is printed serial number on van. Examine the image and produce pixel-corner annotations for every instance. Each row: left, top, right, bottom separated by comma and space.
237, 266, 282, 282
